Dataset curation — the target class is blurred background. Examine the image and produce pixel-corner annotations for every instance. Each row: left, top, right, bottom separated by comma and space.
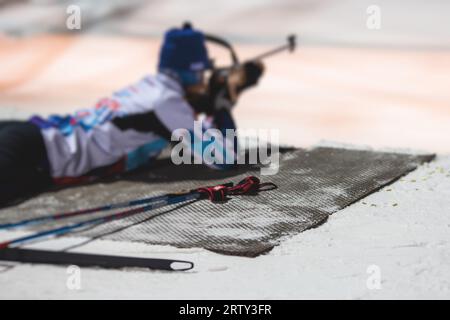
0, 0, 449, 151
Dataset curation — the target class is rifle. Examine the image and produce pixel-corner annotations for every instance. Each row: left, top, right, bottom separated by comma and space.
204, 29, 297, 106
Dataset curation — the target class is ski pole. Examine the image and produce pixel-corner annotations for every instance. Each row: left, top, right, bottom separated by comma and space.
0, 189, 201, 230
0, 176, 276, 249
0, 192, 198, 249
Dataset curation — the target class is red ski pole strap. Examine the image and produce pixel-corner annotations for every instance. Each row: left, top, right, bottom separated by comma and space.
196, 176, 277, 202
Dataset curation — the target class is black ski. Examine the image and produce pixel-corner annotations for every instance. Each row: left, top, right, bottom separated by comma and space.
0, 248, 194, 271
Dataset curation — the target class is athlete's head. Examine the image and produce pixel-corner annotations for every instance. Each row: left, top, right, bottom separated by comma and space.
158, 22, 210, 94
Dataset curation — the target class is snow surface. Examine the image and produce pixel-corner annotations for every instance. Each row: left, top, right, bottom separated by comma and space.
1, 154, 449, 299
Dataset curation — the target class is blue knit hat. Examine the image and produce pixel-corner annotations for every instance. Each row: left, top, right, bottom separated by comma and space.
158, 23, 211, 86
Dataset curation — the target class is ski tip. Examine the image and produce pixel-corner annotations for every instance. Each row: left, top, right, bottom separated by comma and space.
170, 261, 194, 271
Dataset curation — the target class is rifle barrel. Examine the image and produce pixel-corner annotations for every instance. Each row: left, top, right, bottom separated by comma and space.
250, 34, 296, 61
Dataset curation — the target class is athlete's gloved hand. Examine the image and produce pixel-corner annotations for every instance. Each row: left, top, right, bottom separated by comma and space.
196, 61, 265, 115
241, 60, 264, 89
205, 70, 234, 114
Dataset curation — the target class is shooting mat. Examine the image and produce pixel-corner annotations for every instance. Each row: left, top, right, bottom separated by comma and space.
0, 147, 434, 257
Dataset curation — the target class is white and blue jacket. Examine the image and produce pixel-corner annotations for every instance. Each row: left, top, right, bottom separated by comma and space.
30, 73, 236, 184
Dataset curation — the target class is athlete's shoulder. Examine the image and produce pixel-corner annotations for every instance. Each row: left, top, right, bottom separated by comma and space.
152, 74, 191, 109
147, 74, 195, 132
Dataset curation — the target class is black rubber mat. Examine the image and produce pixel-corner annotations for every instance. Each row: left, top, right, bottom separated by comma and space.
0, 147, 434, 257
